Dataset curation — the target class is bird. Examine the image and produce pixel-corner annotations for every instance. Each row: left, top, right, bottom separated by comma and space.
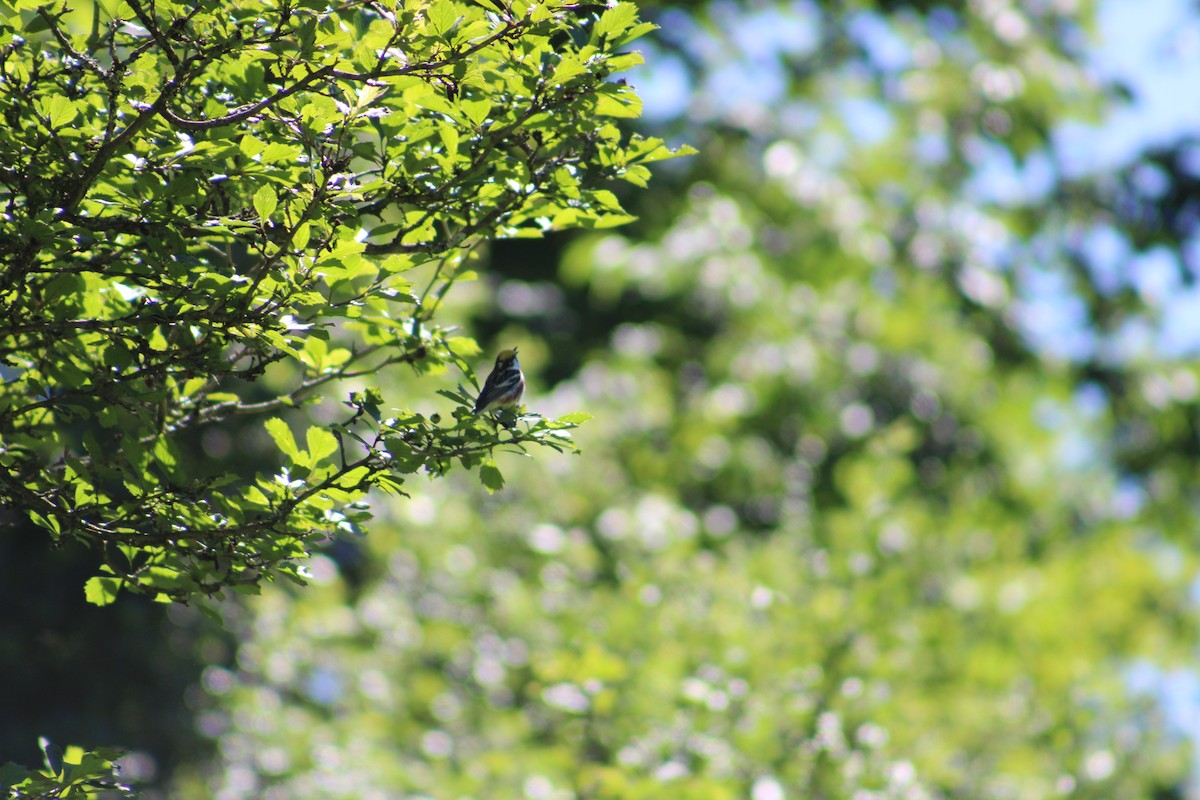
473, 347, 525, 416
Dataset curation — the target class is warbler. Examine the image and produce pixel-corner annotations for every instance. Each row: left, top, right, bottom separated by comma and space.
473, 347, 525, 415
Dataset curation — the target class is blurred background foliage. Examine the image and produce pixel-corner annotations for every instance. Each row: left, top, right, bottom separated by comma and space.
10, 0, 1200, 797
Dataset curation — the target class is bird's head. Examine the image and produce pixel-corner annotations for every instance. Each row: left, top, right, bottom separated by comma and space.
496, 347, 519, 365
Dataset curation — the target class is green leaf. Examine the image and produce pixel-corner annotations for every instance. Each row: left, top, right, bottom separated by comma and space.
425, 2, 461, 35
27, 509, 60, 534
557, 411, 593, 425
0, 761, 30, 788
612, 21, 657, 47
594, 91, 643, 120
595, 3, 636, 39
253, 185, 278, 221
84, 576, 122, 606
265, 418, 300, 461
550, 55, 586, 85
239, 134, 265, 157
461, 98, 491, 126
306, 426, 339, 464
590, 212, 638, 229
259, 142, 302, 164
144, 565, 191, 591
381, 254, 418, 274
35, 95, 78, 128
479, 460, 505, 493
293, 222, 312, 250
438, 388, 475, 406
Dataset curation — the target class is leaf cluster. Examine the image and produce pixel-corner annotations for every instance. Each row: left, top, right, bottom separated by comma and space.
0, 0, 684, 603
1, 739, 132, 799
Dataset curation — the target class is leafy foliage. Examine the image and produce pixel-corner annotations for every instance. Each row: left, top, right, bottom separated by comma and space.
190, 1, 1200, 799
1, 739, 132, 799
0, 0, 684, 603
8, 0, 1200, 797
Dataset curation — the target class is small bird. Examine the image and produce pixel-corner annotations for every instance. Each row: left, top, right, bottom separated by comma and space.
473, 347, 525, 415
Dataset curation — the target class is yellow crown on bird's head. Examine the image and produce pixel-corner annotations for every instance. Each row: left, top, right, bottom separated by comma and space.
497, 347, 518, 361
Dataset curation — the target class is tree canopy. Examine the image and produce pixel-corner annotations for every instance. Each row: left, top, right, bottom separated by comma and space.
0, 0, 682, 606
